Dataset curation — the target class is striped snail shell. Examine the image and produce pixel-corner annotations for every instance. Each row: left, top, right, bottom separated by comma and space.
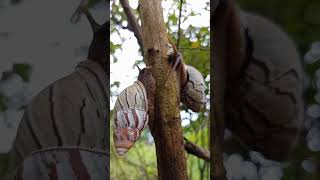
15, 147, 108, 180
113, 81, 149, 155
181, 65, 206, 112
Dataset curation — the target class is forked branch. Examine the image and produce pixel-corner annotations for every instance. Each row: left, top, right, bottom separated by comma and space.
119, 0, 144, 55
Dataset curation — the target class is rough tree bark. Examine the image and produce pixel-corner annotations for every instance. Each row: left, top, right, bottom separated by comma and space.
211, 0, 247, 179
211, 0, 228, 179
138, 0, 188, 179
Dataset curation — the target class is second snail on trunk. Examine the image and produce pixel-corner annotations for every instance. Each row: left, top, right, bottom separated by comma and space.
214, 0, 303, 161
181, 65, 206, 112
166, 40, 206, 112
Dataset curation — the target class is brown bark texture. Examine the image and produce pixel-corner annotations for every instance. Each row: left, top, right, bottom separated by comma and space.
211, 0, 229, 179
138, 0, 188, 179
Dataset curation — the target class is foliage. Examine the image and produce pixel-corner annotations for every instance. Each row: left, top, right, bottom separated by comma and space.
0, 96, 8, 112
12, 63, 32, 82
110, 0, 210, 179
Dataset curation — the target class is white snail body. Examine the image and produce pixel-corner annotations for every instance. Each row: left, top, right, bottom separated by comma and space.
181, 65, 206, 112
113, 81, 149, 155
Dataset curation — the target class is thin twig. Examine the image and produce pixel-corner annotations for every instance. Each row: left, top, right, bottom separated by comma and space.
70, 0, 87, 23
119, 0, 144, 56
176, 0, 183, 49
179, 47, 210, 51
184, 137, 210, 161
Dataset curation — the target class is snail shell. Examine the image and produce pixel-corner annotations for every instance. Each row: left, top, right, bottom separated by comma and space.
15, 147, 108, 180
181, 65, 206, 112
225, 11, 303, 161
113, 81, 149, 155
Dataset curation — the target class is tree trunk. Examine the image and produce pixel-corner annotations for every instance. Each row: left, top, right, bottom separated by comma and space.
211, 0, 228, 179
138, 0, 188, 179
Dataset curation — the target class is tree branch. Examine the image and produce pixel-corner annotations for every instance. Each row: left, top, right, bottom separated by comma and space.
111, 1, 132, 30
139, 0, 188, 179
176, 0, 183, 49
81, 7, 101, 32
179, 47, 210, 51
70, 0, 88, 24
184, 138, 210, 161
119, 0, 144, 56
210, 0, 231, 179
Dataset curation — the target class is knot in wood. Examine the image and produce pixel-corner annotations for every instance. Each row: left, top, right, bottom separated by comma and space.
147, 48, 160, 56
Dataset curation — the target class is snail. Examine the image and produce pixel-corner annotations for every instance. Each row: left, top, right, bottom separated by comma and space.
166, 35, 206, 112
113, 81, 149, 155
214, 0, 303, 161
15, 147, 109, 180
181, 65, 206, 112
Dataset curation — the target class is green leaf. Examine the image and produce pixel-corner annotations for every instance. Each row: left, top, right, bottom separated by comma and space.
12, 63, 32, 82
0, 95, 8, 112
112, 81, 120, 88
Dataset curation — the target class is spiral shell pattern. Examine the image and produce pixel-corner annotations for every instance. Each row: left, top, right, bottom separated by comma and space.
181, 65, 206, 112
113, 81, 149, 155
